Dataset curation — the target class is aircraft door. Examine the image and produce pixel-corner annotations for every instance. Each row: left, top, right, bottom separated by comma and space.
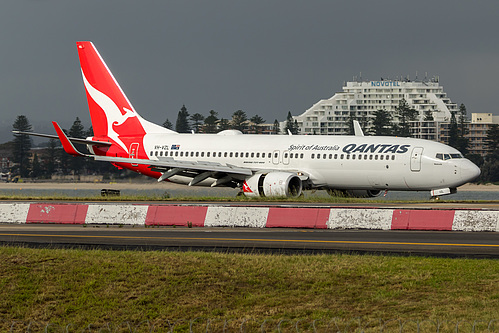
282, 151, 290, 165
272, 150, 280, 165
410, 147, 423, 172
129, 143, 139, 167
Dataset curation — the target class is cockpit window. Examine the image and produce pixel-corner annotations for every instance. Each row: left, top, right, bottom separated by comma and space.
436, 153, 463, 160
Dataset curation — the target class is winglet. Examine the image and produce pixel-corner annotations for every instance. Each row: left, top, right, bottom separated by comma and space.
353, 120, 364, 137
52, 121, 87, 156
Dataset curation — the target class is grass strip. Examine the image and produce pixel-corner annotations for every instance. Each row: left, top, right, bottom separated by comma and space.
0, 193, 497, 204
0, 246, 498, 330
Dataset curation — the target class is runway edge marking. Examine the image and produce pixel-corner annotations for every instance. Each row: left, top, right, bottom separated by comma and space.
0, 203, 497, 232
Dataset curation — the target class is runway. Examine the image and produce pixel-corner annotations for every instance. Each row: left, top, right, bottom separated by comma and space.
1, 224, 498, 258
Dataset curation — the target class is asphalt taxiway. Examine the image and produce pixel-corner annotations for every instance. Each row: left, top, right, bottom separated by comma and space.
1, 224, 498, 258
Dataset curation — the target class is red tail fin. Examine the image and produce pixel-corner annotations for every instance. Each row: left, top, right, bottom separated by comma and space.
77, 41, 171, 155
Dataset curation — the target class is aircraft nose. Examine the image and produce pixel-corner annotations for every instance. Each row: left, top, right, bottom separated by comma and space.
461, 160, 481, 183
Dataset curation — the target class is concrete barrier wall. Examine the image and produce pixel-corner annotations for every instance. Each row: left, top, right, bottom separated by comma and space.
0, 203, 497, 232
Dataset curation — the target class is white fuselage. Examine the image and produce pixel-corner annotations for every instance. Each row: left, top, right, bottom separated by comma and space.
140, 132, 480, 192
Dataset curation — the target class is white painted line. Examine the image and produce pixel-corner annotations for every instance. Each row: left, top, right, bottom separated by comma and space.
327, 209, 393, 230
452, 211, 499, 232
85, 204, 148, 225
0, 203, 30, 224
204, 207, 269, 228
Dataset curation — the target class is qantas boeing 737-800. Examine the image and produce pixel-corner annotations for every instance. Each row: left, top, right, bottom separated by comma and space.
17, 41, 481, 198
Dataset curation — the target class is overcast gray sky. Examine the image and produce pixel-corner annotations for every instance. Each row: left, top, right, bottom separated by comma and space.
1, 0, 498, 143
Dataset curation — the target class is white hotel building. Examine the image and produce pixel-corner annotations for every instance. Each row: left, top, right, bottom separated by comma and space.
293, 78, 459, 138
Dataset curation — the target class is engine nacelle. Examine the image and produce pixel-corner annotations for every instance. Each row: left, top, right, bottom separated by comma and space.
327, 189, 382, 198
243, 172, 302, 197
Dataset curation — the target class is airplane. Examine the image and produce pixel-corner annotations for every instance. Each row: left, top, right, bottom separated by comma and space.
16, 41, 481, 199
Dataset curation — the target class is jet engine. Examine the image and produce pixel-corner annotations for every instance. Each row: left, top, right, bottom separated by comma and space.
327, 189, 382, 198
243, 172, 302, 197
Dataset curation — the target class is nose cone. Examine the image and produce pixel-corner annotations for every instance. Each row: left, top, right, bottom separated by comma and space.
461, 160, 481, 183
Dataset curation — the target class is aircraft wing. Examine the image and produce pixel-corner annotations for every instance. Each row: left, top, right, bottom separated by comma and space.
94, 155, 253, 176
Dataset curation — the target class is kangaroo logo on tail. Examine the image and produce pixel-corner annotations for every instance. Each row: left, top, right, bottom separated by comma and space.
81, 70, 136, 153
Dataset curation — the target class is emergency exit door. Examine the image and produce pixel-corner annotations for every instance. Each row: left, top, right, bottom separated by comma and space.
410, 147, 423, 172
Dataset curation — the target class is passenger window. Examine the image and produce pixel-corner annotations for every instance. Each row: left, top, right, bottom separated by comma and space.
380, 155, 384, 160
391, 155, 395, 160
201, 152, 204, 157
334, 154, 338, 159
229, 152, 233, 157
247, 153, 250, 158
352, 155, 356, 160
196, 152, 199, 157
235, 152, 238, 157
323, 154, 326, 159
317, 154, 320, 159
340, 154, 344, 159
311, 154, 315, 159
346, 154, 350, 159
191, 152, 194, 157
251, 152, 254, 158
273, 153, 277, 158
375, 155, 378, 160
329, 154, 332, 159
369, 155, 373, 160
256, 153, 260, 158
207, 152, 210, 157
224, 152, 228, 157
300, 153, 304, 159
218, 152, 222, 157
364, 155, 368, 160
180, 152, 184, 157
385, 155, 389, 160
175, 151, 179, 157
170, 151, 174, 156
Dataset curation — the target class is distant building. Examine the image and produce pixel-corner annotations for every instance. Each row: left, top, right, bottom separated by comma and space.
291, 77, 458, 135
439, 113, 499, 157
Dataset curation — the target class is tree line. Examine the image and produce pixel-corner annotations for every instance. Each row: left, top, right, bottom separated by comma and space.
166, 105, 286, 135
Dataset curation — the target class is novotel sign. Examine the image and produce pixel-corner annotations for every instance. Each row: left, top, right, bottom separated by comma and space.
370, 81, 401, 87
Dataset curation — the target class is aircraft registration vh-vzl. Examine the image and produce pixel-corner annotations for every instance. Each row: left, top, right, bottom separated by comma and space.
17, 41, 481, 199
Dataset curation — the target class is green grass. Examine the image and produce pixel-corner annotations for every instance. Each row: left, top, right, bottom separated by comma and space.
0, 246, 498, 331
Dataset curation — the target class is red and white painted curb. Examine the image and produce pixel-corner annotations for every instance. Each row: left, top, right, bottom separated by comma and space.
0, 203, 498, 232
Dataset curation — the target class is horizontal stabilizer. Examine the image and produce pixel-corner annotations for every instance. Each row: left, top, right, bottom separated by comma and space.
52, 121, 87, 156
12, 130, 112, 147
